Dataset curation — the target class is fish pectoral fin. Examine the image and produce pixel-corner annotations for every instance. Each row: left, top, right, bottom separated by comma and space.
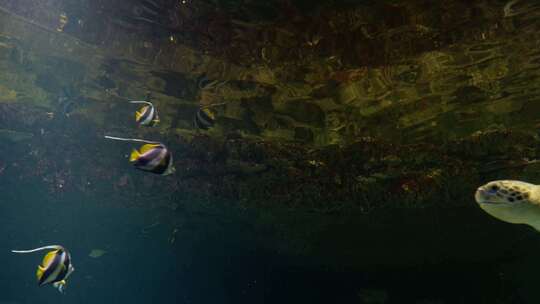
130, 149, 141, 162
53, 280, 67, 293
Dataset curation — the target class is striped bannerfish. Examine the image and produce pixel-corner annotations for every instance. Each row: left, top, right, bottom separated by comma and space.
194, 103, 226, 130
130, 100, 160, 127
104, 136, 175, 175
194, 107, 215, 130
12, 245, 75, 293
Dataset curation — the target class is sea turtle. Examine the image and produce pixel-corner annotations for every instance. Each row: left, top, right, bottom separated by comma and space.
475, 180, 540, 231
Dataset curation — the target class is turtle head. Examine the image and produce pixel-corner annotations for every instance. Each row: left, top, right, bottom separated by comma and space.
475, 180, 540, 230
475, 180, 532, 206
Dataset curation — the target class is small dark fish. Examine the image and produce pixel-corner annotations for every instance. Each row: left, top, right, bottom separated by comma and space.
62, 100, 76, 116
104, 136, 175, 175
12, 245, 75, 293
58, 87, 78, 117
130, 100, 160, 127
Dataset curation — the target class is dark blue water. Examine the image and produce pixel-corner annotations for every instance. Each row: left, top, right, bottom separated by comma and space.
2, 180, 535, 304
2, 182, 373, 304
0, 178, 272, 303
3, 187, 181, 303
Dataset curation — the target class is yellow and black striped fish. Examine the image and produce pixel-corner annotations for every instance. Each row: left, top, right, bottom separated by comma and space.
193, 103, 226, 130
104, 136, 175, 175
130, 143, 175, 175
194, 107, 215, 130
130, 100, 160, 127
12, 245, 75, 293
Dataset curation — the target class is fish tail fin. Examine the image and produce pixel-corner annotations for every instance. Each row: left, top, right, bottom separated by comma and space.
12, 245, 63, 254
104, 135, 160, 144
130, 149, 141, 162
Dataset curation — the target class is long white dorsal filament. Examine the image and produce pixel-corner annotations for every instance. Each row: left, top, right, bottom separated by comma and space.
104, 135, 161, 144
129, 100, 153, 106
12, 245, 63, 254
200, 102, 227, 109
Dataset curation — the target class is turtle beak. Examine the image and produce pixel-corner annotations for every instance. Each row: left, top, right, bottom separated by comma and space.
474, 187, 486, 204
475, 188, 504, 205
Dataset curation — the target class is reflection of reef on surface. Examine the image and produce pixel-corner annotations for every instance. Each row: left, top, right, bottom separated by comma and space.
1, 97, 538, 214
3, 0, 540, 145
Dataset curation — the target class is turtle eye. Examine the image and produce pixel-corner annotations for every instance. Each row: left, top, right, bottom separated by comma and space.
488, 185, 500, 193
